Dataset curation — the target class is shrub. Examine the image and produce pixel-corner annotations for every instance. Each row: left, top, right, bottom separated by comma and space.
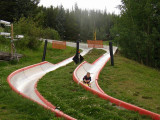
14, 36, 42, 50
0, 27, 4, 32
14, 17, 43, 50
14, 17, 60, 50
42, 28, 60, 40
0, 36, 7, 44
0, 36, 10, 52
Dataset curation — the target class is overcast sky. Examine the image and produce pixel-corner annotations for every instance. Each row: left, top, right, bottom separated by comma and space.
39, 0, 122, 14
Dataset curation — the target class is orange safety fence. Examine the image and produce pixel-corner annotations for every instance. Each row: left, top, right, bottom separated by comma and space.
52, 41, 66, 49
87, 40, 103, 48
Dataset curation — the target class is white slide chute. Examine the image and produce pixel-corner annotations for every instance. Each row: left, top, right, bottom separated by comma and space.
7, 41, 91, 120
73, 46, 160, 119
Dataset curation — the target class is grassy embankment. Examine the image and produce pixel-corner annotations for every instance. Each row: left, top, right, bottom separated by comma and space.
99, 53, 160, 115
1, 38, 159, 120
38, 49, 156, 120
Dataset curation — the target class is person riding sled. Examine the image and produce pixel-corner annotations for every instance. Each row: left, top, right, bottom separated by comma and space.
83, 72, 91, 87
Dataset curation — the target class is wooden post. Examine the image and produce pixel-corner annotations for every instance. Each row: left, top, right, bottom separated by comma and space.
94, 31, 96, 40
11, 24, 13, 58
93, 31, 96, 48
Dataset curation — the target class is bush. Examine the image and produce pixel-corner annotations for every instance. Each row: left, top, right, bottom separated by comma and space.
14, 17, 43, 50
14, 36, 42, 50
0, 36, 10, 46
0, 27, 4, 32
14, 17, 43, 37
0, 36, 10, 52
0, 36, 7, 44
42, 28, 60, 40
14, 17, 60, 50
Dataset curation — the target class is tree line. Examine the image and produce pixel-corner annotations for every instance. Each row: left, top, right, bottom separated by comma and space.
40, 4, 116, 41
111, 0, 160, 69
0, 0, 116, 42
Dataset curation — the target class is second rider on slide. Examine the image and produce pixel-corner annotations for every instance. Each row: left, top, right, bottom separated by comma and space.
83, 72, 91, 87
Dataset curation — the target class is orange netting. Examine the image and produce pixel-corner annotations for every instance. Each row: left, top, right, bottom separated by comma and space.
87, 40, 103, 48
52, 41, 66, 49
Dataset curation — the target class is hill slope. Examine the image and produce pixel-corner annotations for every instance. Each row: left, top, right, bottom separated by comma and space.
99, 53, 160, 115
38, 50, 155, 120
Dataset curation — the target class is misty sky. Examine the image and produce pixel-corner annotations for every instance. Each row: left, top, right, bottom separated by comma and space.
39, 0, 122, 14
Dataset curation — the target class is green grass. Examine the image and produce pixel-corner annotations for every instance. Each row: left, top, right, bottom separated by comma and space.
103, 41, 117, 46
1, 38, 159, 120
0, 27, 3, 32
0, 38, 10, 52
99, 53, 160, 114
84, 48, 106, 63
103, 41, 109, 45
0, 41, 77, 120
38, 50, 152, 120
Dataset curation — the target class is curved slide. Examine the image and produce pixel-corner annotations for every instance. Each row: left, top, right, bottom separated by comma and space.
8, 61, 76, 119
7, 42, 91, 120
73, 48, 160, 119
7, 39, 160, 120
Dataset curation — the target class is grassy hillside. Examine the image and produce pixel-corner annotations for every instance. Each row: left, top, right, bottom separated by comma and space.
38, 50, 153, 120
0, 41, 77, 120
0, 40, 159, 120
99, 53, 160, 115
